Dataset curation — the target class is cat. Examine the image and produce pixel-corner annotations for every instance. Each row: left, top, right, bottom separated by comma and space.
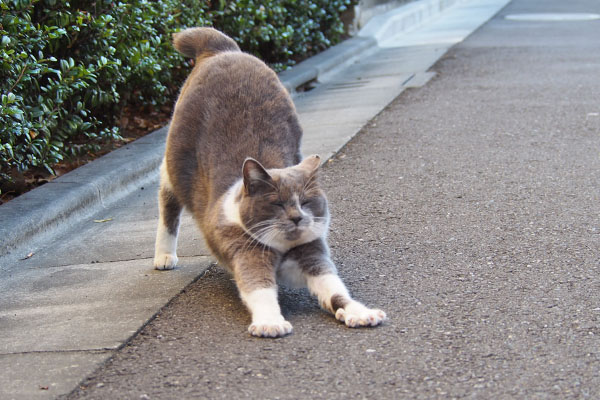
153, 27, 386, 337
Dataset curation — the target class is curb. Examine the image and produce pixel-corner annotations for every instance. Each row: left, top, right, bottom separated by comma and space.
0, 127, 167, 257
359, 0, 459, 43
0, 0, 457, 258
278, 36, 376, 92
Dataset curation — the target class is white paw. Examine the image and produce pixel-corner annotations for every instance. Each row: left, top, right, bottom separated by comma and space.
153, 253, 178, 270
335, 302, 387, 328
248, 318, 293, 338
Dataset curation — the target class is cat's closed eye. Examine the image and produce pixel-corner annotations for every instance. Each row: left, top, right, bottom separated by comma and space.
301, 200, 311, 206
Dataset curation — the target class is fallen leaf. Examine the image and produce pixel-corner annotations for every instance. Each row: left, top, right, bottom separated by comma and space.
133, 116, 149, 129
93, 217, 113, 223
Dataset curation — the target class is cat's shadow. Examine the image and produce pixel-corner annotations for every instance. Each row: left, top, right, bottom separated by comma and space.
194, 265, 326, 329
278, 287, 322, 318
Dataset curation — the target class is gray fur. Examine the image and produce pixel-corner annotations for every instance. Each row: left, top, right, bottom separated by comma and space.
154, 28, 386, 335
160, 28, 326, 286
159, 187, 182, 236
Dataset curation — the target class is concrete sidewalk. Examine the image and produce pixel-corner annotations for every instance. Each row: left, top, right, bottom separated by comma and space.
0, 0, 510, 398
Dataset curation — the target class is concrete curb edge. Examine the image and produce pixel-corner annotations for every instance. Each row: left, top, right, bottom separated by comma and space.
359, 0, 460, 43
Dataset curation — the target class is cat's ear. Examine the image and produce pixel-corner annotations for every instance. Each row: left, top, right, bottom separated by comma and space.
298, 155, 321, 174
242, 158, 273, 195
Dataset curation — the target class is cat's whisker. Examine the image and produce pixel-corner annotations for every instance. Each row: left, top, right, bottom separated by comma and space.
253, 191, 278, 199
302, 175, 317, 192
239, 222, 269, 252
256, 225, 276, 242
241, 235, 260, 254
247, 221, 277, 237
302, 175, 320, 196
259, 227, 281, 259
244, 223, 274, 239
241, 220, 280, 253
242, 227, 269, 253
243, 226, 275, 261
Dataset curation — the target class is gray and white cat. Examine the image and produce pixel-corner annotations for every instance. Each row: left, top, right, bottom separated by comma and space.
153, 27, 386, 337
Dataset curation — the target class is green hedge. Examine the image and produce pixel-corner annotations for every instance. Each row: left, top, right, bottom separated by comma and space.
0, 0, 352, 187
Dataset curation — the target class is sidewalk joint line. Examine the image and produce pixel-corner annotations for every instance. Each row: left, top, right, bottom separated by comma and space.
0, 348, 114, 356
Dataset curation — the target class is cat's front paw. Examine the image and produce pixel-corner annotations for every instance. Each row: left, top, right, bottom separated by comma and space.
248, 319, 293, 338
335, 302, 386, 328
153, 253, 178, 270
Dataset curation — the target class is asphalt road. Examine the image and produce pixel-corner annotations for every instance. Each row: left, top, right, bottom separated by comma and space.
67, 0, 600, 398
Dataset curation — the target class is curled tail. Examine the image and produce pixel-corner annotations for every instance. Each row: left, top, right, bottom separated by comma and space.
173, 27, 240, 58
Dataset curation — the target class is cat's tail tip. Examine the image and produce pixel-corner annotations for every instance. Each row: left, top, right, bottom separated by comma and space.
173, 27, 240, 59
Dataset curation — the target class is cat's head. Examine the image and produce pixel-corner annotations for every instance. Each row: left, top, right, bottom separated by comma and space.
238, 155, 329, 252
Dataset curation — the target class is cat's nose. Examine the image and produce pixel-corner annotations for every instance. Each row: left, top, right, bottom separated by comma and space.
290, 215, 303, 225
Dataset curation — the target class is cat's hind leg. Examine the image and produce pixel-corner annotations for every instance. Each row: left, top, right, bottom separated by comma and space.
153, 160, 182, 270
286, 239, 387, 327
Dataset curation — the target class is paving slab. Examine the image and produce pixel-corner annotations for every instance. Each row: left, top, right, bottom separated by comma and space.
0, 256, 211, 353
1, 352, 109, 400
